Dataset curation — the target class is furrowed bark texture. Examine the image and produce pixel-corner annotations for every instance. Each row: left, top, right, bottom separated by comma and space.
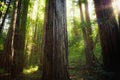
42, 0, 70, 80
94, 0, 120, 79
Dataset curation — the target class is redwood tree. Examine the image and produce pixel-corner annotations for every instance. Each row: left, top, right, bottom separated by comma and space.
78, 0, 96, 66
11, 0, 29, 79
0, 0, 29, 79
0, 0, 19, 69
94, 0, 120, 79
41, 0, 70, 80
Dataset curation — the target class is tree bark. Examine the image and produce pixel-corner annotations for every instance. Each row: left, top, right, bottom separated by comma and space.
0, 0, 19, 71
84, 0, 97, 65
11, 0, 23, 79
93, 0, 120, 79
41, 0, 70, 80
11, 0, 29, 79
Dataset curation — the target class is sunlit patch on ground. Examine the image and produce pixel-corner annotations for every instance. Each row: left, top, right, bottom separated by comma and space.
23, 66, 38, 74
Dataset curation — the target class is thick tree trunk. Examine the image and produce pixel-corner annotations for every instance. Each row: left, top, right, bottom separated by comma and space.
41, 0, 70, 80
94, 0, 120, 79
21, 0, 30, 68
11, 0, 29, 79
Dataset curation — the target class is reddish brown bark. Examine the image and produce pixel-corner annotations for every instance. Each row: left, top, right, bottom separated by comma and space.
41, 0, 70, 80
94, 0, 120, 79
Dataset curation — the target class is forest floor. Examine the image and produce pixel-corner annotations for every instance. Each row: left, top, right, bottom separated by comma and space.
0, 55, 108, 80
0, 50, 107, 80
23, 65, 105, 80
0, 64, 107, 80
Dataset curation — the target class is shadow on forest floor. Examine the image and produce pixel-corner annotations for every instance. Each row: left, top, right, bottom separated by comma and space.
0, 70, 41, 80
0, 64, 109, 80
23, 70, 41, 80
0, 66, 41, 80
69, 65, 105, 80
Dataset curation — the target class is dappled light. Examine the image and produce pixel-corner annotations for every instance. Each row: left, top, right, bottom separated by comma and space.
30, 0, 38, 20
0, 0, 120, 80
112, 0, 120, 13
23, 66, 38, 74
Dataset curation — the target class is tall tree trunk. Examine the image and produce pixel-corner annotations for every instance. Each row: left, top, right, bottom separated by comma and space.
11, 0, 23, 79
79, 0, 96, 66
41, 0, 70, 80
0, 0, 19, 71
38, 26, 43, 69
94, 0, 120, 79
40, 0, 48, 70
36, 10, 44, 69
0, 0, 11, 35
11, 0, 29, 79
84, 0, 97, 65
30, 23, 38, 65
20, 0, 29, 56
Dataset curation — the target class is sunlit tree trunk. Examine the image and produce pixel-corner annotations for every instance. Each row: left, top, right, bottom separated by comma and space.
0, 0, 29, 79
36, 16, 44, 70
11, 0, 23, 79
41, 0, 70, 80
79, 0, 96, 66
79, 0, 88, 65
11, 0, 29, 79
94, 0, 120, 79
85, 0, 98, 65
0, 0, 19, 71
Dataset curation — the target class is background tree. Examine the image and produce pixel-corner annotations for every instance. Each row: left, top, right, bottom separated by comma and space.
11, 0, 29, 79
0, 0, 11, 35
0, 0, 19, 70
78, 0, 96, 67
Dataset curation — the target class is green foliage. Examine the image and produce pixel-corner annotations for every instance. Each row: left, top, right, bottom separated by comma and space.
68, 16, 86, 67
0, 1, 7, 17
94, 41, 102, 63
46, 0, 48, 4
68, 40, 86, 67
24, 66, 38, 74
24, 0, 45, 68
